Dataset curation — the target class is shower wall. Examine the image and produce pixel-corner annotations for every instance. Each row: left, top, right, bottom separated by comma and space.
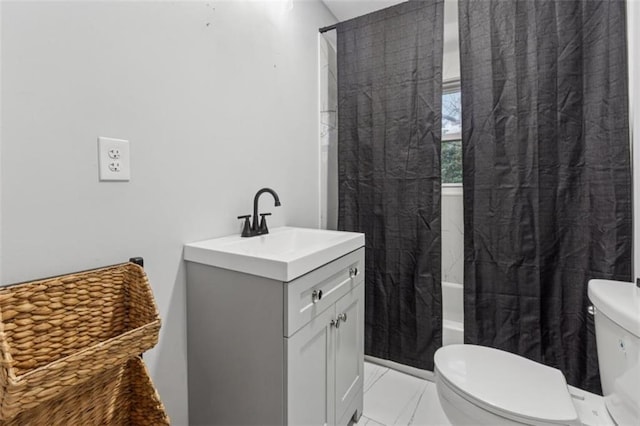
319, 33, 338, 230
442, 187, 464, 284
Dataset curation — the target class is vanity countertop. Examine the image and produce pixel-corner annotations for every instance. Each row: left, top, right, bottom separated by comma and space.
184, 226, 364, 281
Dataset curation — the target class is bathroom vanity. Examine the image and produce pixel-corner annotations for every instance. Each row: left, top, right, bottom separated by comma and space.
184, 227, 365, 425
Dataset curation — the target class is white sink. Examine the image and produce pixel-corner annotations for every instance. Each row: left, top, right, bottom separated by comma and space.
184, 227, 365, 281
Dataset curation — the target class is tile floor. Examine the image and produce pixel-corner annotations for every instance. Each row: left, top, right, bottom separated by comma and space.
356, 362, 451, 426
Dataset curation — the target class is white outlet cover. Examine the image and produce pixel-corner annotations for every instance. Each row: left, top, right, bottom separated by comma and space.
98, 137, 130, 181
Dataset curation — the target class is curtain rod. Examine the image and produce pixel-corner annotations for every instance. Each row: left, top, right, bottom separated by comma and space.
319, 24, 337, 33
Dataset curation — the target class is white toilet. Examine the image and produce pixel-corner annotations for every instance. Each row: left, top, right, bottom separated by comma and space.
434, 279, 640, 426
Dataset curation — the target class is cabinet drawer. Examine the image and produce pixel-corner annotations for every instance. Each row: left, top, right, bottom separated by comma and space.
285, 248, 364, 337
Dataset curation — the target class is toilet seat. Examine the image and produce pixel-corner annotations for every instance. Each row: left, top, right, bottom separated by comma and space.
434, 345, 581, 425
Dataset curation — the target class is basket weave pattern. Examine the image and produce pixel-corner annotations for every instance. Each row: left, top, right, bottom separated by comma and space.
0, 263, 161, 421
2, 357, 169, 425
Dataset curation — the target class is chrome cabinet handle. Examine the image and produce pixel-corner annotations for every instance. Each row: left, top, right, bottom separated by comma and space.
312, 289, 323, 304
349, 267, 359, 278
332, 313, 348, 328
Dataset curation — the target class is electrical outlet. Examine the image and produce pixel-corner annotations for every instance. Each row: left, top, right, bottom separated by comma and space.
98, 137, 130, 181
109, 161, 121, 172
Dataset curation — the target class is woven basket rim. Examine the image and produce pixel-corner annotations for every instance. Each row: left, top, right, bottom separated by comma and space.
9, 319, 161, 385
0, 262, 142, 291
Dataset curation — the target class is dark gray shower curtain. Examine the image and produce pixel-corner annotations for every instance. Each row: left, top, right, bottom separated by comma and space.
459, 0, 632, 393
337, 0, 444, 370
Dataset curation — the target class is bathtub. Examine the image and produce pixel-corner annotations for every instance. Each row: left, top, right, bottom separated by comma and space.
442, 281, 464, 346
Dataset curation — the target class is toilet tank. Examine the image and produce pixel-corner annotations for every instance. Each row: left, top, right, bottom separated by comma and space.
588, 279, 640, 426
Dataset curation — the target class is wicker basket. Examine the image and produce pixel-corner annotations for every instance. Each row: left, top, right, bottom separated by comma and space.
0, 262, 161, 420
1, 356, 170, 425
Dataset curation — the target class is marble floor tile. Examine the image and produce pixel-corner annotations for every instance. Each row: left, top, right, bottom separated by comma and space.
361, 362, 452, 426
355, 415, 386, 426
364, 362, 389, 393
363, 365, 429, 426
402, 382, 451, 426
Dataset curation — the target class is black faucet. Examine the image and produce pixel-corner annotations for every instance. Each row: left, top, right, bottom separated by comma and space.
237, 188, 281, 237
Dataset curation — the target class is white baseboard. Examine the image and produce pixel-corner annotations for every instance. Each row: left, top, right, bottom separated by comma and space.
364, 355, 435, 382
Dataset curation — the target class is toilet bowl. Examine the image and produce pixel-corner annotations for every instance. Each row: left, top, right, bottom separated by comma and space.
434, 279, 640, 426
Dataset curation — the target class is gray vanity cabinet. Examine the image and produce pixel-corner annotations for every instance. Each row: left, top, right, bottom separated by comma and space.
186, 247, 364, 426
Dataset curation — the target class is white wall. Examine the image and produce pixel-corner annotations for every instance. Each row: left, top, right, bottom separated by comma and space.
0, 0, 3, 279
319, 33, 338, 230
442, 0, 459, 82
0, 1, 336, 424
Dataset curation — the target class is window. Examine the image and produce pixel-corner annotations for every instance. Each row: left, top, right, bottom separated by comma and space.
442, 82, 462, 184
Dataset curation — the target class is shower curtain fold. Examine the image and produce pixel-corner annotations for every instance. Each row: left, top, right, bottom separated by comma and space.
336, 0, 444, 371
458, 0, 632, 393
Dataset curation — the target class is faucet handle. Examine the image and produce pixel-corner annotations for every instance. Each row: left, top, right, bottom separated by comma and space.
237, 215, 252, 237
259, 213, 272, 234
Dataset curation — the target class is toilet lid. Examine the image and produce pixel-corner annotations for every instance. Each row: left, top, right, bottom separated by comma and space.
435, 345, 579, 425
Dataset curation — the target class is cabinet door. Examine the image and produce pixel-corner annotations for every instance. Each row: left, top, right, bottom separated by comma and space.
286, 306, 335, 426
333, 283, 364, 424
